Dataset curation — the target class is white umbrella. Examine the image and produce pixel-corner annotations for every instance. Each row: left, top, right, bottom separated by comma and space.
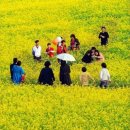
56, 53, 76, 61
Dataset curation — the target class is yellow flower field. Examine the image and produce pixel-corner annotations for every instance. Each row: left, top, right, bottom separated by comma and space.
0, 0, 130, 129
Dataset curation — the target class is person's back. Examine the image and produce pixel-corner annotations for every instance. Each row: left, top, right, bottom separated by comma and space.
39, 68, 55, 85
100, 63, 111, 88
38, 61, 55, 85
80, 67, 94, 86
60, 60, 71, 85
12, 61, 25, 84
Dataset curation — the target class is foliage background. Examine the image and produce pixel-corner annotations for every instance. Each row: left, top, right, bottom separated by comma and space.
0, 0, 130, 129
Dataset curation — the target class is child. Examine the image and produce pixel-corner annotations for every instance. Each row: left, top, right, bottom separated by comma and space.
46, 43, 54, 58
99, 26, 109, 46
100, 63, 111, 88
61, 40, 67, 53
38, 61, 55, 85
80, 67, 94, 86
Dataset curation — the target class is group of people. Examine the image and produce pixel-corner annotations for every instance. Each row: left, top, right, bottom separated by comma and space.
10, 58, 25, 84
82, 47, 105, 63
10, 26, 111, 88
10, 58, 111, 88
32, 34, 80, 61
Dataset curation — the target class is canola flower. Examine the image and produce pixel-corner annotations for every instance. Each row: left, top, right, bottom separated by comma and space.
0, 0, 130, 129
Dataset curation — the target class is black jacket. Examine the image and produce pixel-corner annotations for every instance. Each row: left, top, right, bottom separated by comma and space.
60, 61, 72, 86
38, 67, 55, 85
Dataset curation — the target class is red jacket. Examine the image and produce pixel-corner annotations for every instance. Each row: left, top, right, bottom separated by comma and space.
46, 47, 54, 57
57, 46, 63, 54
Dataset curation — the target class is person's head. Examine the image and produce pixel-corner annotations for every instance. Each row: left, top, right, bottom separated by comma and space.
91, 47, 96, 53
95, 50, 100, 56
47, 43, 51, 48
101, 26, 106, 32
35, 40, 39, 46
13, 58, 18, 64
44, 61, 51, 67
61, 60, 66, 66
82, 67, 87, 72
70, 34, 76, 40
61, 40, 66, 46
101, 63, 107, 68
17, 61, 21, 66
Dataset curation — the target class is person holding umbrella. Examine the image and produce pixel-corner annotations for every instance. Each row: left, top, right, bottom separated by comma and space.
60, 60, 72, 86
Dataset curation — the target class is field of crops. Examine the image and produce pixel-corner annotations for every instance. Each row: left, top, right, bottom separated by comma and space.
0, 0, 130, 129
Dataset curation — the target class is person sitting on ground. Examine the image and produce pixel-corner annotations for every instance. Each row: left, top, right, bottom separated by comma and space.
94, 50, 105, 62
32, 40, 42, 61
80, 67, 94, 86
46, 43, 54, 58
70, 34, 80, 50
38, 61, 55, 85
82, 50, 92, 63
12, 61, 25, 84
82, 47, 96, 63
99, 26, 109, 46
60, 60, 72, 86
100, 63, 111, 88
61, 40, 67, 53
10, 58, 18, 81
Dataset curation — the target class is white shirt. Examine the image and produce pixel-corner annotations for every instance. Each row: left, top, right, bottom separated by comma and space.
32, 46, 41, 57
100, 68, 110, 81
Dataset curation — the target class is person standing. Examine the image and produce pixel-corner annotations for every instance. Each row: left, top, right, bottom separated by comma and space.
100, 63, 111, 88
99, 26, 109, 46
61, 40, 67, 53
12, 61, 25, 84
80, 67, 94, 86
60, 60, 72, 86
32, 40, 42, 61
10, 58, 18, 81
38, 61, 55, 85
46, 43, 54, 58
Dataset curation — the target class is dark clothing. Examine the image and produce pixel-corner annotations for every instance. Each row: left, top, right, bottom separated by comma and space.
34, 56, 41, 61
60, 63, 72, 86
100, 81, 108, 88
10, 63, 16, 80
82, 51, 93, 63
38, 67, 55, 85
70, 38, 80, 49
99, 32, 109, 45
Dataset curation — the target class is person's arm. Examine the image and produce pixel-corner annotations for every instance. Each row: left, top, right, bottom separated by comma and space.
38, 69, 43, 83
76, 38, 80, 45
106, 32, 109, 38
100, 70, 103, 81
88, 73, 95, 81
97, 53, 104, 60
32, 47, 35, 56
99, 33, 101, 38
